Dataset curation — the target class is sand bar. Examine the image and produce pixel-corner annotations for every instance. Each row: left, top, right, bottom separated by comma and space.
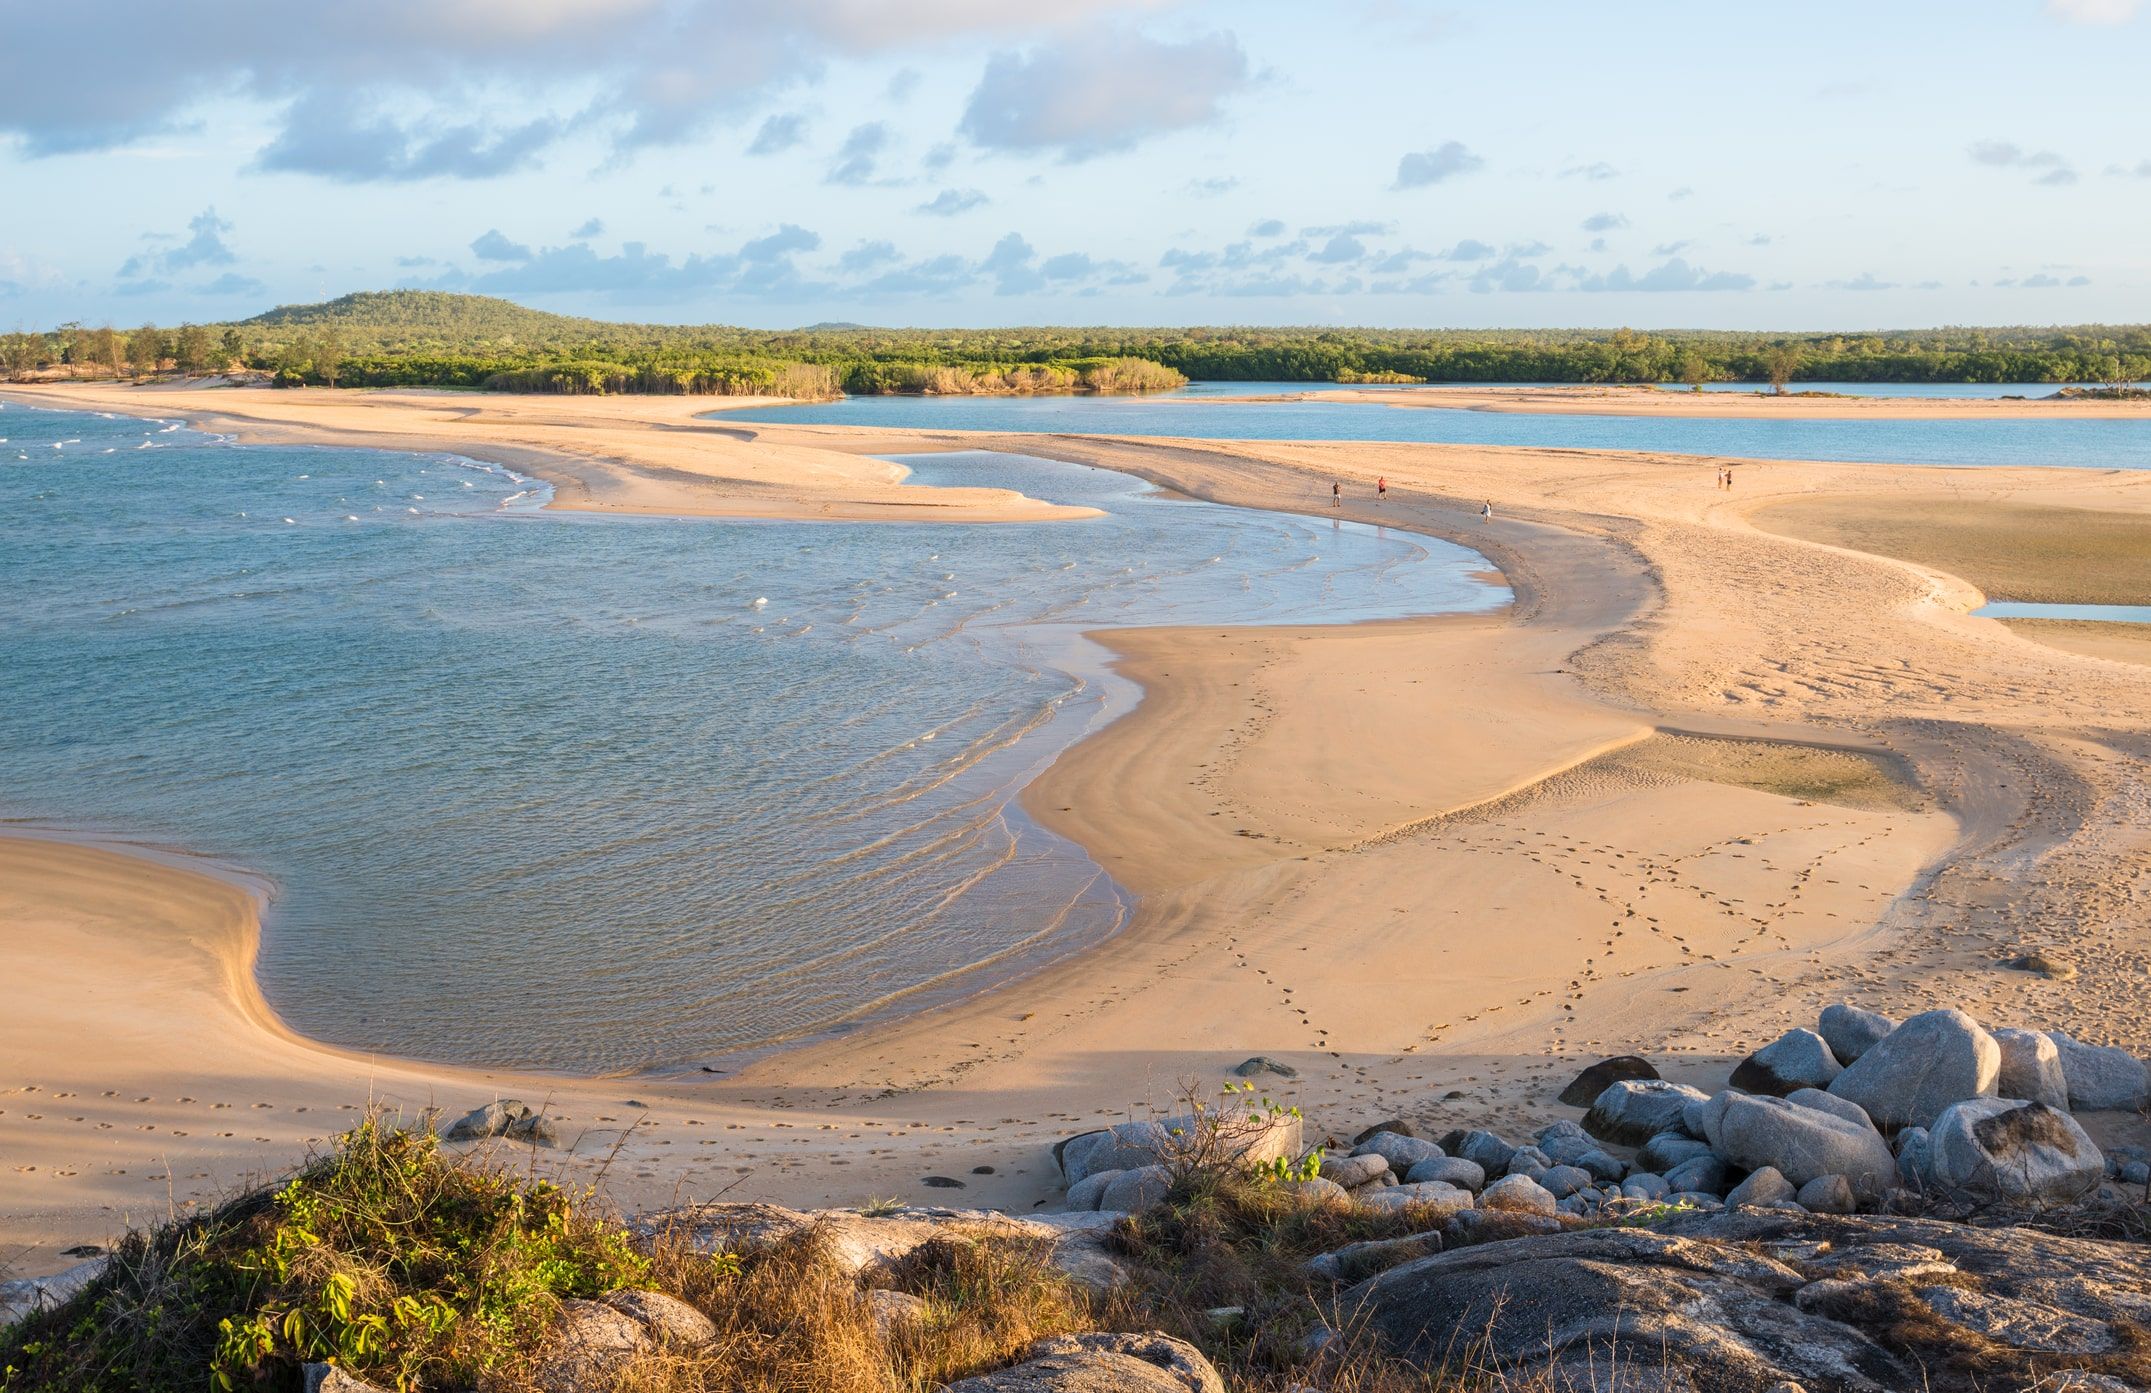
1263, 383, 2151, 419
7, 383, 2151, 1275
0, 382, 1097, 523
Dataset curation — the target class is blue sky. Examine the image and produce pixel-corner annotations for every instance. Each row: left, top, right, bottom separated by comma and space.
1, 0, 2146, 330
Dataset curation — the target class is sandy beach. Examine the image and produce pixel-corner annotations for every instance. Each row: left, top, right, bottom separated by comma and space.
1280, 383, 2151, 419
7, 381, 2151, 1277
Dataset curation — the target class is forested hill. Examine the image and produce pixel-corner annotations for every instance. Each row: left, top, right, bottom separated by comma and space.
241, 291, 611, 348
7, 291, 2150, 397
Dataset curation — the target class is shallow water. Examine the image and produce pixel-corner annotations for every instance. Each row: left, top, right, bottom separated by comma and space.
723, 387, 2151, 470
1977, 601, 2151, 623
0, 403, 1502, 1074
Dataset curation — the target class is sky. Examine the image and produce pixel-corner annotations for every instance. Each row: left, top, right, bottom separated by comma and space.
1, 0, 2147, 332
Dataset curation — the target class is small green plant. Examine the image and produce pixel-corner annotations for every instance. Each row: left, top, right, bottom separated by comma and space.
1158, 1080, 1307, 1184
1253, 1147, 1326, 1185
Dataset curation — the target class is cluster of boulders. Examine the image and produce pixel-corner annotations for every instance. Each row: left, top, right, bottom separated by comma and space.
1054, 1004, 2148, 1225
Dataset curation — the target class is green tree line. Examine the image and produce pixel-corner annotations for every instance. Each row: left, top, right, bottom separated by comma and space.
6, 291, 2150, 395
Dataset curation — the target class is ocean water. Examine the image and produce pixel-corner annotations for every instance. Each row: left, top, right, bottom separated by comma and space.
0, 403, 1503, 1075
723, 389, 2151, 470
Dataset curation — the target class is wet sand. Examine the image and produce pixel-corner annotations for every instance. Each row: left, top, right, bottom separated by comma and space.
8, 385, 2151, 1275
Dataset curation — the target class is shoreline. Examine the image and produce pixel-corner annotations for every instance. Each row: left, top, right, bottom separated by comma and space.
0, 383, 1101, 525
11, 384, 2151, 1280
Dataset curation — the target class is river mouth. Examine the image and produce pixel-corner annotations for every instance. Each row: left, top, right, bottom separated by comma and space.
0, 408, 1504, 1076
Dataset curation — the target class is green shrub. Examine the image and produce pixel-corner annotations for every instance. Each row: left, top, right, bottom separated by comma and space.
3, 1119, 648, 1393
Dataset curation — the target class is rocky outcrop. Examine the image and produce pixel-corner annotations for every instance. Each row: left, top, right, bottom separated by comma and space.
303, 1368, 389, 1393
0, 1256, 106, 1329
1581, 1078, 1709, 1145
1819, 1002, 1896, 1066
532, 1287, 717, 1391
943, 1332, 1224, 1393
1351, 1130, 1440, 1172
1692, 1089, 1898, 1203
2048, 1031, 2150, 1112
1555, 1054, 1659, 1107
1827, 1009, 2000, 1131
1992, 1026, 2070, 1110
642, 1203, 1127, 1295
1304, 1230, 1444, 1284
1339, 1209, 2151, 1392
442, 1099, 556, 1146
1923, 1098, 2105, 1204
1731, 1027, 1843, 1096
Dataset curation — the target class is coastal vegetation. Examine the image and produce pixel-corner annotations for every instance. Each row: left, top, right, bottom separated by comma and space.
4, 292, 2150, 397
0, 1111, 1471, 1393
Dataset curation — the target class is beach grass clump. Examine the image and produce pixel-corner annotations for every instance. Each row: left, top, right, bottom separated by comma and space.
0, 1118, 650, 1392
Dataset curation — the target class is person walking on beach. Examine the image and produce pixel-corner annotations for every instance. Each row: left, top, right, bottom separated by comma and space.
1481, 499, 1493, 522
1377, 475, 1388, 503
1332, 481, 1342, 508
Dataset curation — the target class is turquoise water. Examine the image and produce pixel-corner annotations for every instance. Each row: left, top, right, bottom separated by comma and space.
722, 389, 2151, 470
1978, 602, 2151, 622
0, 402, 1502, 1074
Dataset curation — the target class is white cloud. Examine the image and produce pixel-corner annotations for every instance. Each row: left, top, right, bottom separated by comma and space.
0, 0, 1172, 173
471, 229, 533, 261
1968, 138, 2078, 184
826, 122, 891, 185
119, 207, 236, 279
959, 29, 1249, 160
1393, 141, 1483, 188
1571, 257, 1755, 292
2044, 0, 2140, 22
915, 187, 988, 216
747, 113, 809, 157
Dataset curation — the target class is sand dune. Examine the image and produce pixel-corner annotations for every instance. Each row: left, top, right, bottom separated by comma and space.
6, 383, 2151, 1275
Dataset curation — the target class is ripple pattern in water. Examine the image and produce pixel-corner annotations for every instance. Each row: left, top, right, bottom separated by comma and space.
0, 406, 1503, 1074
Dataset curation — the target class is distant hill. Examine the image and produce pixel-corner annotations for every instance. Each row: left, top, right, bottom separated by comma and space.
240, 291, 619, 349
